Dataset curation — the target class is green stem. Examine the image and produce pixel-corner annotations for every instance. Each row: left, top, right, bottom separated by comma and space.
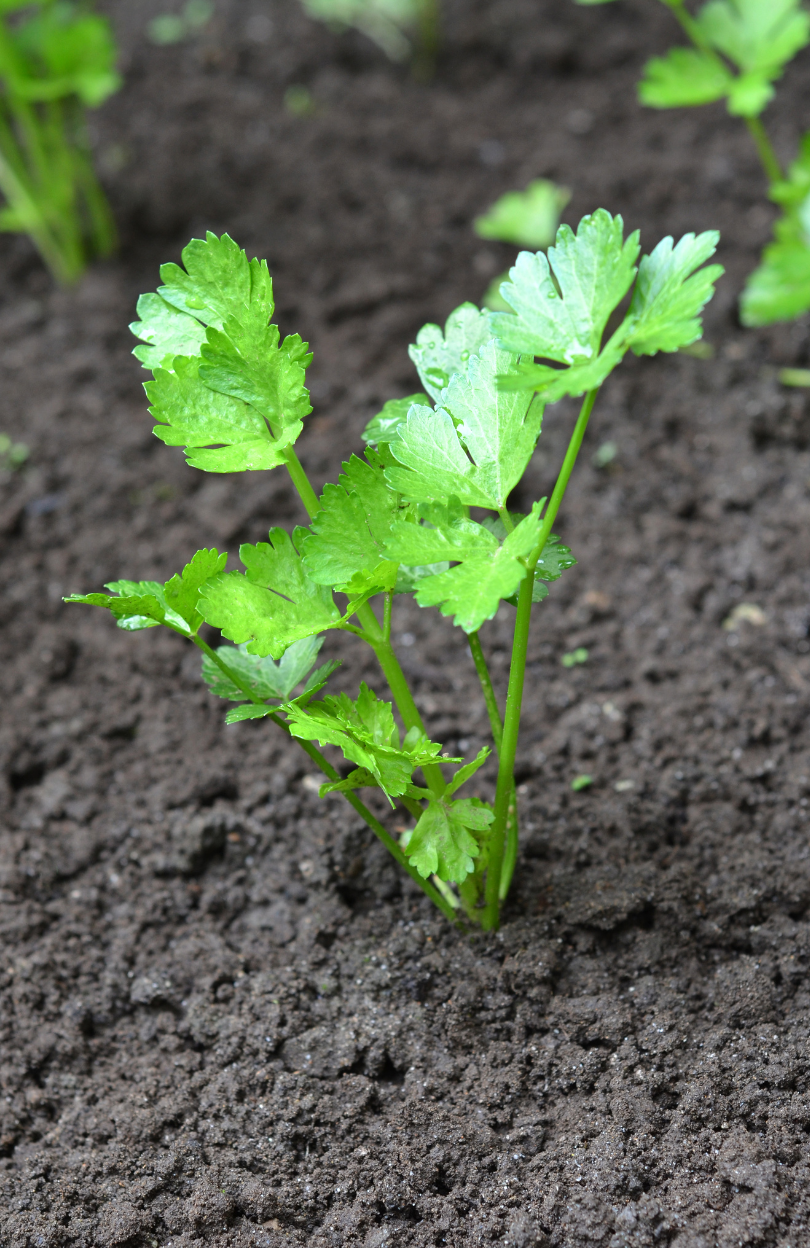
190, 633, 456, 922
468, 631, 503, 750
383, 590, 392, 642
412, 0, 439, 80
661, 0, 713, 53
744, 115, 783, 186
283, 445, 321, 518
481, 387, 601, 930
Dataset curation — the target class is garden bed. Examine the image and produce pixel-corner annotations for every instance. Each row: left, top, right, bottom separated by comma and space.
2, 1, 810, 1244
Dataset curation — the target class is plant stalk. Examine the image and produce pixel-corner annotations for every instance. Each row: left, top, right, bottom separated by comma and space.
744, 116, 783, 186
480, 386, 601, 930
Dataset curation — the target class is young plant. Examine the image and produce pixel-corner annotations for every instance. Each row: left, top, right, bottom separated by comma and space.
577, 0, 810, 326
300, 0, 439, 74
0, 1, 121, 285
474, 179, 571, 312
148, 0, 214, 46
68, 215, 722, 929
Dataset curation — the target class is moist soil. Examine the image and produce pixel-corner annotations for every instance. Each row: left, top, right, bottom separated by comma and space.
2, 2, 810, 1245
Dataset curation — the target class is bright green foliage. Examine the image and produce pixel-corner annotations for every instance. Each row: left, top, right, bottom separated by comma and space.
492, 214, 723, 396
636, 0, 810, 118
130, 294, 208, 370
492, 211, 640, 364
70, 217, 721, 930
387, 504, 543, 632
65, 549, 227, 635
474, 179, 572, 250
742, 134, 810, 324
202, 636, 339, 703
132, 234, 313, 472
361, 393, 429, 445
301, 451, 400, 593
405, 795, 493, 882
386, 342, 543, 509
283, 683, 454, 800
0, 1, 120, 284
639, 47, 731, 107
409, 304, 493, 402
199, 528, 341, 659
627, 231, 724, 354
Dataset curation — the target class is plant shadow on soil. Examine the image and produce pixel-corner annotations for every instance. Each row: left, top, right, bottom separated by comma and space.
2, 1, 810, 1245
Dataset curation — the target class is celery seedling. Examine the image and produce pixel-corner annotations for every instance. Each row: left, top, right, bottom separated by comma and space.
0, 1, 121, 285
474, 179, 571, 311
301, 0, 439, 74
577, 0, 810, 326
68, 216, 722, 929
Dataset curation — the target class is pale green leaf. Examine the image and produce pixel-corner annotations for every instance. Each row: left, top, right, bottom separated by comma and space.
444, 747, 491, 798
495, 343, 624, 400
199, 528, 340, 658
698, 0, 810, 76
199, 322, 312, 438
627, 231, 724, 355
65, 549, 226, 636
726, 70, 775, 115
157, 231, 274, 327
491, 211, 640, 364
401, 506, 543, 633
639, 47, 731, 108
405, 796, 493, 882
409, 303, 493, 402
202, 635, 332, 702
385, 343, 543, 509
129, 293, 207, 370
741, 238, 810, 324
361, 393, 429, 444
474, 179, 571, 250
301, 451, 402, 592
145, 355, 299, 472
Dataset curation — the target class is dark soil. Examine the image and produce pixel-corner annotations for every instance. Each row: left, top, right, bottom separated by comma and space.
2, 1, 810, 1244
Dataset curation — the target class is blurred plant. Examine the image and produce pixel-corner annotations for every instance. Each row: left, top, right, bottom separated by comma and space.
148, 0, 214, 46
0, 0, 120, 284
592, 440, 617, 467
0, 432, 28, 469
474, 180, 571, 311
577, 0, 810, 326
283, 84, 317, 117
561, 647, 589, 667
571, 773, 593, 790
301, 0, 439, 75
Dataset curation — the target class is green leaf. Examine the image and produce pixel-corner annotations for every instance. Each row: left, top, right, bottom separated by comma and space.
130, 293, 208, 370
201, 635, 333, 702
409, 303, 494, 403
199, 322, 312, 440
145, 355, 300, 473
444, 746, 491, 798
405, 796, 493, 882
639, 48, 731, 108
361, 393, 429, 445
318, 767, 378, 796
741, 238, 810, 324
495, 343, 625, 400
281, 683, 453, 800
199, 528, 341, 659
385, 342, 543, 509
157, 232, 273, 327
474, 179, 571, 250
65, 549, 227, 635
626, 231, 724, 355
726, 70, 774, 116
491, 211, 640, 365
389, 505, 543, 633
301, 451, 401, 592
697, 0, 810, 77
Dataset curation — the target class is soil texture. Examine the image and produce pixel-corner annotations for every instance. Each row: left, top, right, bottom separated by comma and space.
2, 2, 810, 1245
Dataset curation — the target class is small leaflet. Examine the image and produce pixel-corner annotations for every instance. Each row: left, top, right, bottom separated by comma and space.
199, 528, 341, 659
408, 303, 493, 402
301, 451, 401, 593
65, 549, 227, 635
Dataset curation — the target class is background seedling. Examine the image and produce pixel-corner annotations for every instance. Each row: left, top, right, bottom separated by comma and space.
148, 0, 215, 46
571, 773, 593, 790
562, 646, 589, 667
0, 432, 28, 471
474, 179, 571, 311
592, 440, 618, 467
577, 0, 810, 326
69, 214, 721, 929
301, 0, 439, 75
0, 0, 120, 284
